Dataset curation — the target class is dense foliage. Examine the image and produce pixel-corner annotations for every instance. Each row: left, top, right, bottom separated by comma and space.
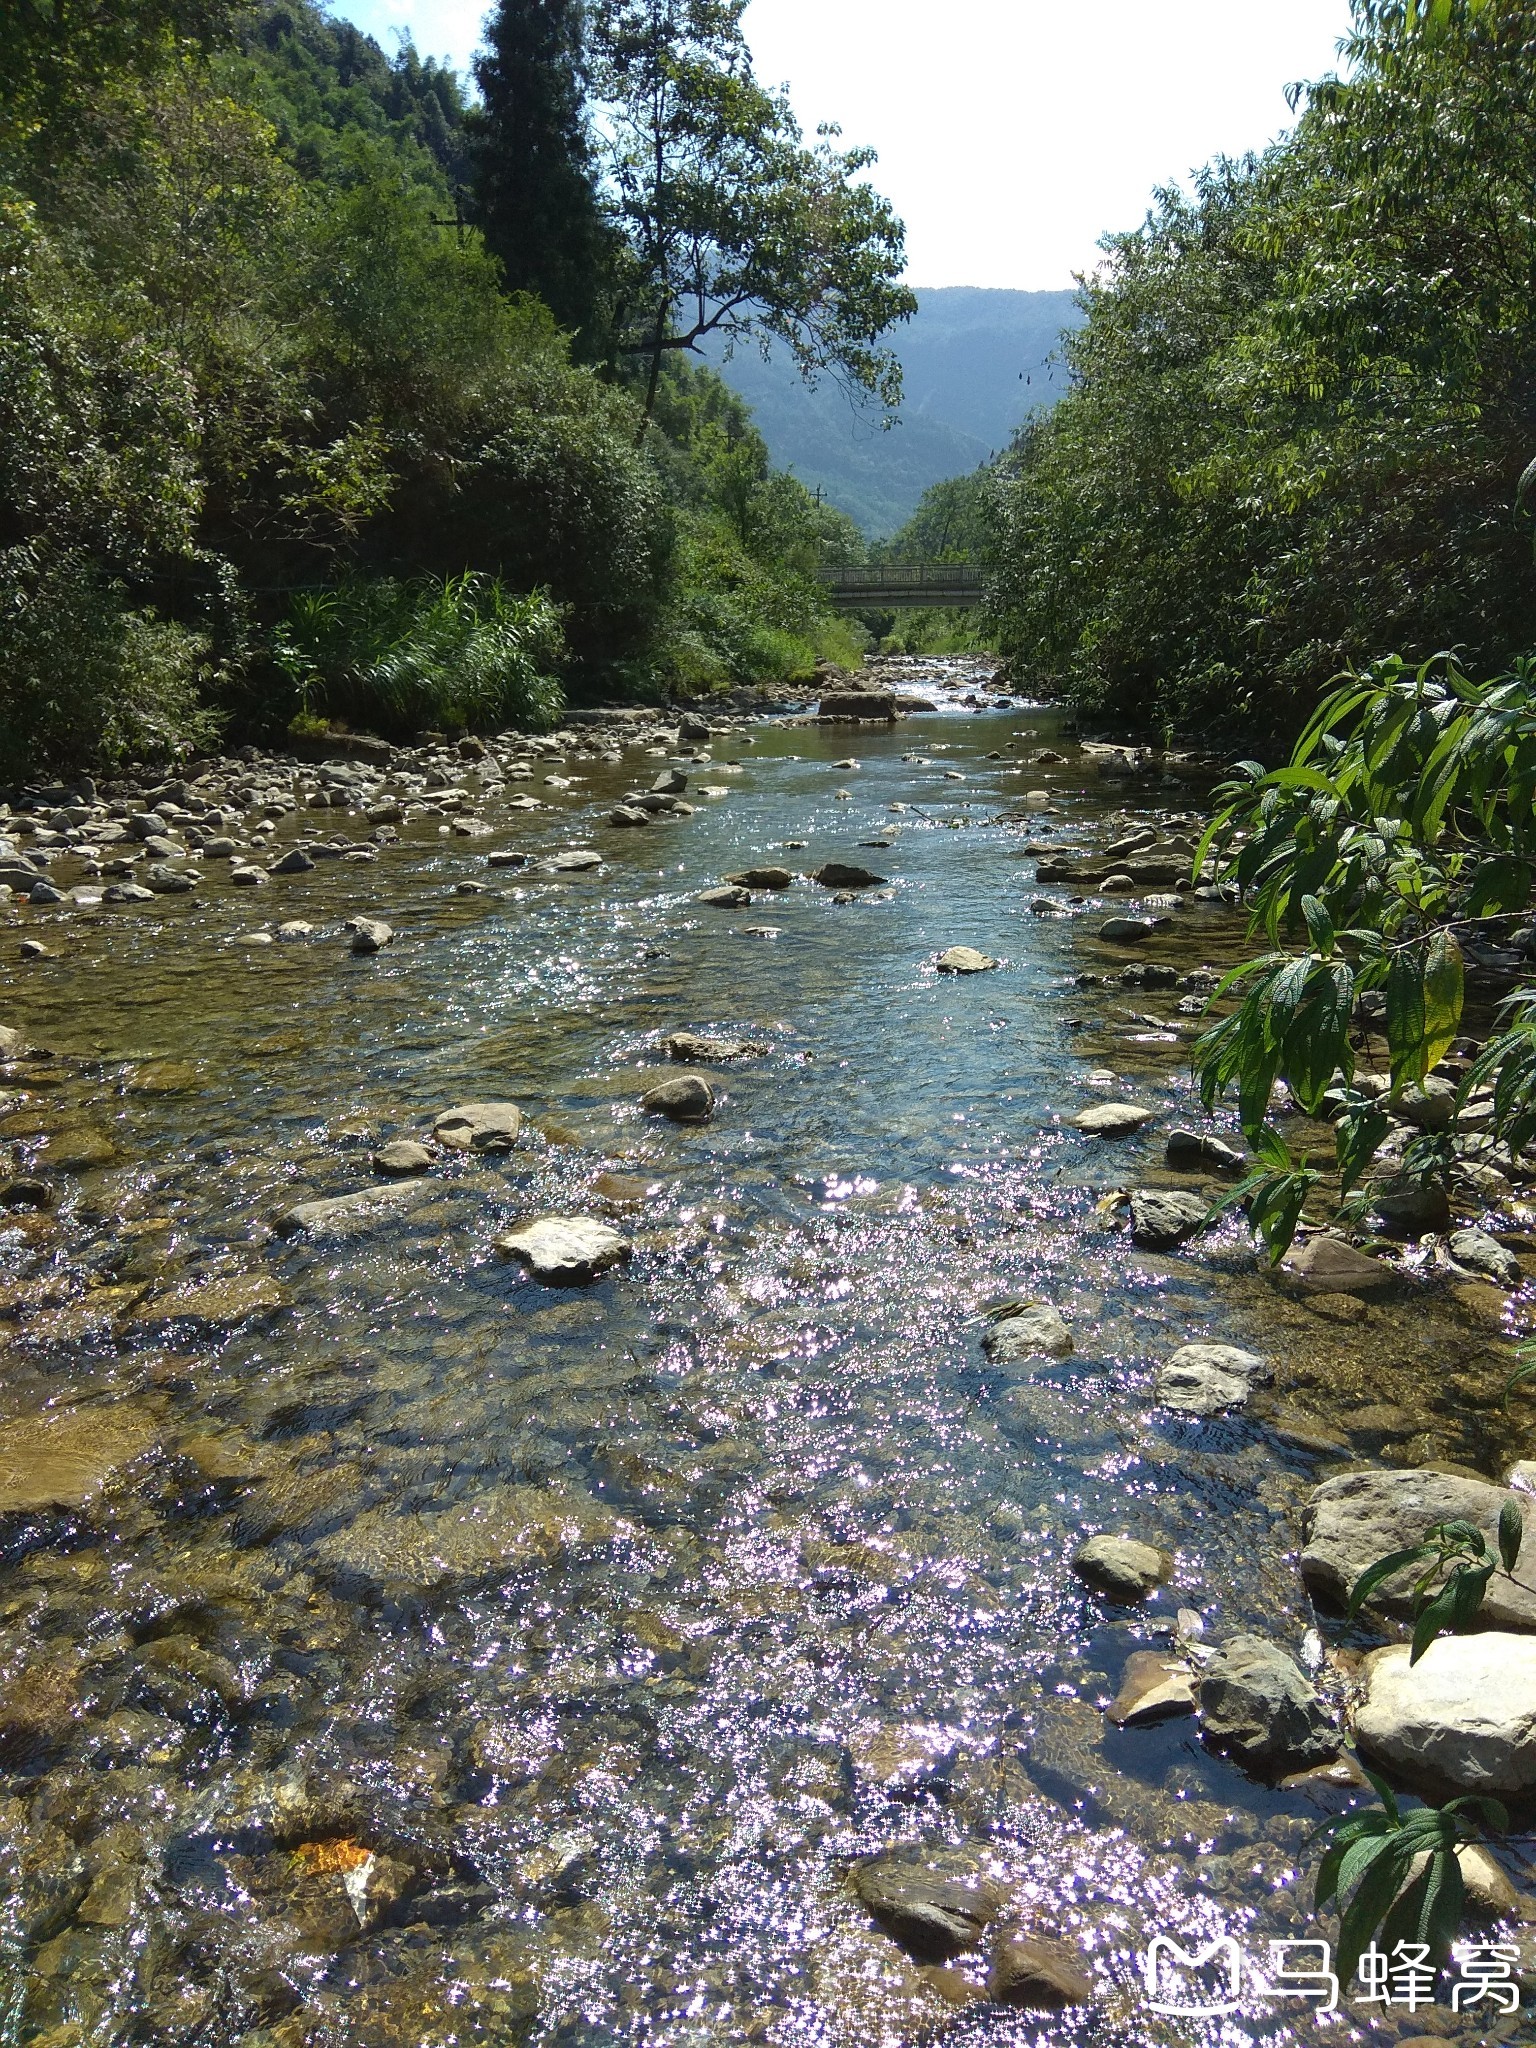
990, 0, 1536, 739
0, 0, 902, 776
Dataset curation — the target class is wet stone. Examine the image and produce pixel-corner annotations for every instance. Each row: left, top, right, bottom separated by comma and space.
982, 1303, 1073, 1364
347, 916, 394, 954
1155, 1342, 1269, 1415
640, 1073, 715, 1123
1302, 1470, 1536, 1630
989, 1934, 1095, 2010
373, 1139, 434, 1175
849, 1853, 1005, 1961
697, 885, 752, 908
936, 946, 999, 973
128, 1272, 287, 1334
1107, 1650, 1197, 1727
1071, 1534, 1172, 1602
497, 1215, 630, 1285
1165, 1128, 1245, 1173
1197, 1635, 1338, 1775
1074, 1101, 1152, 1137
433, 1102, 522, 1151
0, 1405, 161, 1515
663, 1030, 765, 1062
1447, 1226, 1521, 1288
811, 862, 886, 889
1279, 1233, 1393, 1294
1127, 1188, 1208, 1248
727, 867, 792, 890
275, 1182, 429, 1236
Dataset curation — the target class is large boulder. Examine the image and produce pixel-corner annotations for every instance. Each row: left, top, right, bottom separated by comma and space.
1197, 1635, 1337, 1774
1301, 1470, 1536, 1631
1155, 1342, 1269, 1416
1354, 1635, 1536, 1797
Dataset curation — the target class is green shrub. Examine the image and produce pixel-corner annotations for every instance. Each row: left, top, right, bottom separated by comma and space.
272, 571, 565, 735
0, 545, 218, 777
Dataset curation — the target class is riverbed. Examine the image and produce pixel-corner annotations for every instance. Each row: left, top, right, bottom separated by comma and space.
0, 675, 1528, 2046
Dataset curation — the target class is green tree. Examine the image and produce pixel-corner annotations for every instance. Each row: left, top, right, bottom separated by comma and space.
589, 0, 914, 429
469, 0, 614, 343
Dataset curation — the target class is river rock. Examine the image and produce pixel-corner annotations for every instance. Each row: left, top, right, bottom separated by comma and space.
936, 946, 999, 973
697, 885, 751, 908
727, 867, 792, 890
988, 1935, 1094, 2010
848, 1722, 956, 1796
433, 1102, 522, 1151
145, 863, 195, 894
230, 865, 269, 887
1127, 1188, 1209, 1248
651, 768, 687, 795
1279, 1233, 1393, 1294
275, 1183, 427, 1236
849, 1855, 1004, 1961
347, 917, 394, 954
811, 862, 886, 889
663, 1030, 765, 1062
0, 1026, 25, 1059
497, 1216, 630, 1285
129, 1272, 287, 1333
103, 882, 155, 903
1099, 916, 1158, 942
1371, 1173, 1450, 1233
1354, 1635, 1536, 1797
373, 1139, 434, 1175
1074, 1101, 1152, 1137
641, 1073, 714, 1122
271, 848, 315, 874
1197, 1635, 1338, 1773
1165, 1129, 1245, 1173
1155, 1342, 1269, 1415
1396, 1077, 1457, 1131
542, 849, 603, 873
1106, 1650, 1197, 1727
1301, 1470, 1536, 1630
1071, 1534, 1172, 1602
1447, 1227, 1521, 1288
608, 805, 649, 827
0, 1405, 162, 1515
983, 1304, 1073, 1363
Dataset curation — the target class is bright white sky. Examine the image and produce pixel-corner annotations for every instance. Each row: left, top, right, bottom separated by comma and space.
334, 0, 1358, 289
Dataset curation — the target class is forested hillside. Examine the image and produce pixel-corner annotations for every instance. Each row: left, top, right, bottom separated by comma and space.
1, 0, 911, 777
991, 0, 1536, 742
707, 287, 1079, 534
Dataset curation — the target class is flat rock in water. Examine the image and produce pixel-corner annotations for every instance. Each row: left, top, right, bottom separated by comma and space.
373, 1139, 434, 1175
936, 946, 999, 973
848, 1722, 956, 1796
542, 849, 603, 873
608, 805, 649, 827
1099, 916, 1156, 942
1107, 1650, 1197, 1727
347, 917, 394, 954
640, 1073, 714, 1122
1197, 1634, 1337, 1774
1165, 1128, 1245, 1173
1279, 1233, 1393, 1294
697, 885, 751, 908
1155, 1341, 1269, 1415
989, 1935, 1094, 2010
433, 1102, 522, 1151
811, 862, 886, 889
663, 1030, 765, 1062
727, 867, 792, 890
1127, 1188, 1208, 1247
1447, 1227, 1521, 1288
1073, 1101, 1151, 1137
129, 1273, 287, 1333
1071, 1534, 1172, 1602
849, 1855, 1004, 1961
497, 1216, 630, 1285
1301, 1470, 1536, 1630
983, 1304, 1073, 1364
275, 1182, 427, 1236
0, 1406, 161, 1515
1354, 1635, 1536, 1797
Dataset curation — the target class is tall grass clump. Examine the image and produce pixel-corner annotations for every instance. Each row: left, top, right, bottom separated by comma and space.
274, 572, 566, 735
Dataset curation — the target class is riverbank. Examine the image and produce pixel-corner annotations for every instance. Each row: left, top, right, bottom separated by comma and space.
1, 660, 1532, 2045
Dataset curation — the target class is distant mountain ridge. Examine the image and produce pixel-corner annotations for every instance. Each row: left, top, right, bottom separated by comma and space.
704, 286, 1083, 537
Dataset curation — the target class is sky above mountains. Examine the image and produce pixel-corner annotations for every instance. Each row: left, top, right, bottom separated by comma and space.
336, 0, 1357, 289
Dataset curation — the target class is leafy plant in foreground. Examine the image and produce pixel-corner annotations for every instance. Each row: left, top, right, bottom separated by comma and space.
1348, 1505, 1526, 1661
1314, 1767, 1509, 1982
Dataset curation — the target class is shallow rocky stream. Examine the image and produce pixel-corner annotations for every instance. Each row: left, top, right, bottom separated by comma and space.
1, 663, 1532, 2046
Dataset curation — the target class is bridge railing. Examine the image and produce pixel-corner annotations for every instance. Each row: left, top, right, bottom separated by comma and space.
815, 562, 986, 608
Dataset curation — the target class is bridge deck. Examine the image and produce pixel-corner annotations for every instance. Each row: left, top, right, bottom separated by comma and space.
816, 562, 985, 610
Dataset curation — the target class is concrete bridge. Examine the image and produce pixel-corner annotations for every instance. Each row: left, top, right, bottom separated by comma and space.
816, 562, 986, 610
